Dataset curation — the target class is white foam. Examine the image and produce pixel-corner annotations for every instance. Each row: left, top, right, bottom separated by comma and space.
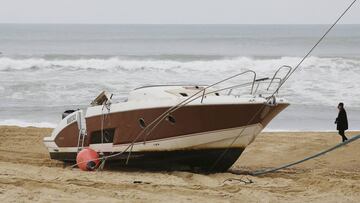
0, 119, 56, 128
1, 56, 360, 108
0, 56, 357, 72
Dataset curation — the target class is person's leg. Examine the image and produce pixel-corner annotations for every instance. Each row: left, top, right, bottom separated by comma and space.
343, 130, 348, 141
339, 130, 347, 142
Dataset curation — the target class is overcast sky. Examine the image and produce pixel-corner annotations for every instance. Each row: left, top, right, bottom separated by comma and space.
0, 0, 359, 24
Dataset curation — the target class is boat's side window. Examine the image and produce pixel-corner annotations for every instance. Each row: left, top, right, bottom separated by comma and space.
139, 118, 146, 128
90, 128, 115, 144
167, 115, 176, 124
179, 93, 188, 97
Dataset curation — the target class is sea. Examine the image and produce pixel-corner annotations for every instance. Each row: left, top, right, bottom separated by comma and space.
0, 24, 359, 131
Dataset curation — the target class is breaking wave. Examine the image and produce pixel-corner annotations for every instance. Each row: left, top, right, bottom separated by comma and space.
0, 56, 359, 73
1, 56, 360, 108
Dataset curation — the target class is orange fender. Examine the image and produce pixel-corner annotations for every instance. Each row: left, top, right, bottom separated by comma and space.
76, 148, 100, 171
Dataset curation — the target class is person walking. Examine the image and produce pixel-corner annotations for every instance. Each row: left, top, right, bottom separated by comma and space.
335, 102, 348, 142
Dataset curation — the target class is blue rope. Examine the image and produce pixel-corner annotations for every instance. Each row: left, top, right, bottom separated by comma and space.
249, 133, 360, 176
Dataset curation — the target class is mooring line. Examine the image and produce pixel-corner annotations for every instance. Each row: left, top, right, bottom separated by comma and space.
230, 133, 360, 176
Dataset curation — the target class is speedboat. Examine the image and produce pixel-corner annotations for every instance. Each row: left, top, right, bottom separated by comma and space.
43, 67, 290, 171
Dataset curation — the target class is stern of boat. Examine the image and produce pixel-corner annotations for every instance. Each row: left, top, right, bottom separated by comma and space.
43, 109, 86, 161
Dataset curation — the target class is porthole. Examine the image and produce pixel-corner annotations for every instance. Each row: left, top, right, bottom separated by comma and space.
167, 115, 176, 124
139, 118, 146, 128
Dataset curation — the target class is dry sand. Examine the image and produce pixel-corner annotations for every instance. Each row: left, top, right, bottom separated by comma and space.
1, 126, 360, 202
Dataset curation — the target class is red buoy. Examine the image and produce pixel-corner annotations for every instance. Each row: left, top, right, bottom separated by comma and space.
76, 148, 100, 171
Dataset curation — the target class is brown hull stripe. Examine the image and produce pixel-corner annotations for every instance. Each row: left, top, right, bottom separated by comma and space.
54, 103, 288, 147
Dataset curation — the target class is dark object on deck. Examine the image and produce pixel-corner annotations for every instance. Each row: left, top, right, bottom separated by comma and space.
62, 110, 76, 119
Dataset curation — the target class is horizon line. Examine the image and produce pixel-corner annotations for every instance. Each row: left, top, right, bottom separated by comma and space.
0, 22, 359, 25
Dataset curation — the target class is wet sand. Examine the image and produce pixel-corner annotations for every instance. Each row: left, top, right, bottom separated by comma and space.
1, 126, 360, 202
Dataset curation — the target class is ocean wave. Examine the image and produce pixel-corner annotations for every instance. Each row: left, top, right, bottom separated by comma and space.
1, 56, 360, 108
0, 56, 359, 72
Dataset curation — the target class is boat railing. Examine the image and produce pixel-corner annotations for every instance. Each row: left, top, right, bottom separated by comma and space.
200, 70, 257, 103
199, 65, 292, 102
266, 65, 292, 93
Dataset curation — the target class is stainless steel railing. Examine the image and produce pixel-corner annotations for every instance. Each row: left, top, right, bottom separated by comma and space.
199, 65, 292, 102
200, 70, 256, 103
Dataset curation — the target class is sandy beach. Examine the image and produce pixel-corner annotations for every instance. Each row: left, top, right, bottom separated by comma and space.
0, 126, 360, 202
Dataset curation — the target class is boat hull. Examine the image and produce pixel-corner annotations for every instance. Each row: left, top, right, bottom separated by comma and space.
44, 102, 289, 172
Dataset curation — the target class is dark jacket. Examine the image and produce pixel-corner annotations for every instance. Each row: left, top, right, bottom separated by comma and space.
336, 109, 348, 130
